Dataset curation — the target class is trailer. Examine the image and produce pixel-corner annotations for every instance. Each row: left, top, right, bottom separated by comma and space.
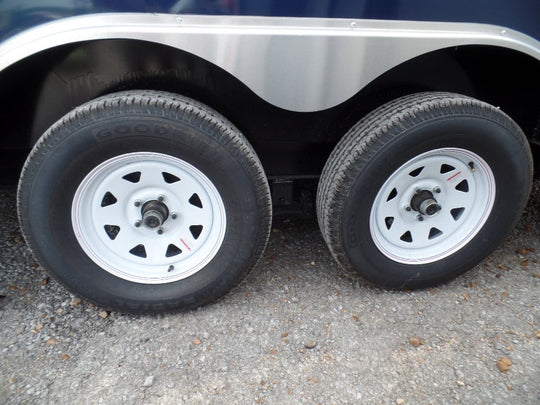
1, 1, 539, 313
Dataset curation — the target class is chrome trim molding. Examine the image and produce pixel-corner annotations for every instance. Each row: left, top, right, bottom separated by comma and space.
1, 14, 538, 112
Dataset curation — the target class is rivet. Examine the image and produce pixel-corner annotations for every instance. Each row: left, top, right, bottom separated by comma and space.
157, 227, 164, 235
417, 215, 424, 222
168, 265, 174, 272
350, 21, 356, 28
134, 200, 141, 207
176, 16, 182, 23
157, 195, 164, 202
434, 187, 441, 194
405, 206, 411, 212
171, 213, 178, 219
135, 221, 141, 228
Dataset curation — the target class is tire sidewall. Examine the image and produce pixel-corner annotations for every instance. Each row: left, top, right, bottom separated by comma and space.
341, 115, 531, 288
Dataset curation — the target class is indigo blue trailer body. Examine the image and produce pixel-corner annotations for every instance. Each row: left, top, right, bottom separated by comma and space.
1, 1, 539, 40
2, 0, 539, 312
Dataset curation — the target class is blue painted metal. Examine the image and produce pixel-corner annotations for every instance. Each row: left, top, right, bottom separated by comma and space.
0, 0, 538, 42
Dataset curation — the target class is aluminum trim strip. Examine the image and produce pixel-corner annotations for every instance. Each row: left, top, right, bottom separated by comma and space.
1, 14, 538, 112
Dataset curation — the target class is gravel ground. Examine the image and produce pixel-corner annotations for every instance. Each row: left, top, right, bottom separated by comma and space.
1, 184, 539, 405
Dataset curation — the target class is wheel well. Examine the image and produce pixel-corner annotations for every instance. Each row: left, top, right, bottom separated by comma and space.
337, 45, 540, 176
0, 40, 538, 184
0, 39, 261, 148
361, 45, 540, 141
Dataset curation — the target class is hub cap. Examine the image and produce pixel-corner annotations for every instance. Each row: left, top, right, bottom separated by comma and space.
71, 152, 226, 284
369, 148, 495, 264
141, 200, 169, 228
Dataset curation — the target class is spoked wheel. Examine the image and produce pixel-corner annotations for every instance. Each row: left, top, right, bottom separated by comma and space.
72, 152, 226, 284
18, 91, 272, 313
317, 92, 532, 289
370, 147, 494, 264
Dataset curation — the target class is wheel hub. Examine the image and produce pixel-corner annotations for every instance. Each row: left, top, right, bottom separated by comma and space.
410, 189, 441, 216
141, 200, 169, 228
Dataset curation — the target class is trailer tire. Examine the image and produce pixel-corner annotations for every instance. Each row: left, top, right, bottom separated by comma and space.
17, 91, 272, 313
317, 92, 532, 289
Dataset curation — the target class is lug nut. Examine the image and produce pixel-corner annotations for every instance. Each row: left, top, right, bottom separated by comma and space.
157, 227, 164, 235
135, 220, 142, 227
417, 215, 424, 222
168, 265, 174, 272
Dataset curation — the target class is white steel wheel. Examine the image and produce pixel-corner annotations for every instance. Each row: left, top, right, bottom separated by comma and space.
369, 148, 495, 264
72, 152, 226, 284
317, 92, 532, 289
17, 91, 272, 313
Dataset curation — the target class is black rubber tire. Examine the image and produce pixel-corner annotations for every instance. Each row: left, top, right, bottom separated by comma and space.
17, 91, 272, 313
317, 92, 533, 289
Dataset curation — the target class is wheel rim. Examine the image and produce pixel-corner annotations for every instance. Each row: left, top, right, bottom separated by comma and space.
369, 148, 495, 264
71, 152, 226, 284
